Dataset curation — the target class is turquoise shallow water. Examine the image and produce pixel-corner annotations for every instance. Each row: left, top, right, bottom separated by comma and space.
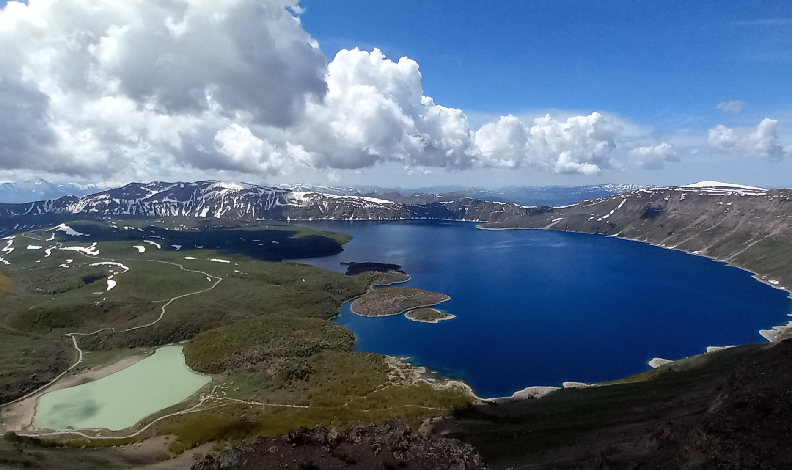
34, 345, 210, 431
291, 221, 792, 398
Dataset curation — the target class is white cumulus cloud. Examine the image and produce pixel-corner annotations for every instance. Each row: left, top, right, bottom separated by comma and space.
474, 115, 530, 169
214, 124, 287, 174
474, 112, 651, 175
708, 119, 789, 160
294, 48, 476, 170
630, 142, 679, 170
528, 113, 620, 175
0, 0, 325, 179
0, 0, 682, 181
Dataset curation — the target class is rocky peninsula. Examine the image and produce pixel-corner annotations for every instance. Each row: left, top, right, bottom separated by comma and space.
405, 307, 455, 323
350, 287, 450, 317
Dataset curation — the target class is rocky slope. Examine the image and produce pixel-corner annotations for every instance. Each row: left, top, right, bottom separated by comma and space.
192, 419, 489, 470
436, 337, 792, 470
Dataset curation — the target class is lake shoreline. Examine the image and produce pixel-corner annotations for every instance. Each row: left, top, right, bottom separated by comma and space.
1, 354, 147, 434
478, 223, 792, 344
293, 220, 792, 400
478, 224, 792, 298
33, 345, 210, 432
472, 223, 792, 400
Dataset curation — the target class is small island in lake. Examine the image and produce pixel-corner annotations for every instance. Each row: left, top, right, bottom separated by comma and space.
343, 261, 411, 285
350, 286, 450, 317
405, 307, 455, 323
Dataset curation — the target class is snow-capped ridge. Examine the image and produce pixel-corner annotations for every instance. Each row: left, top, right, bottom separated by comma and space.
683, 181, 766, 191
0, 181, 408, 222
632, 181, 769, 197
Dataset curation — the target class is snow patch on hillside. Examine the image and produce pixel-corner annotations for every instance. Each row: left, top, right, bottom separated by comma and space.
683, 181, 765, 191
208, 181, 254, 192
144, 240, 161, 249
648, 357, 673, 368
54, 224, 89, 236
678, 181, 767, 196
61, 242, 99, 256
90, 261, 130, 272
288, 191, 396, 206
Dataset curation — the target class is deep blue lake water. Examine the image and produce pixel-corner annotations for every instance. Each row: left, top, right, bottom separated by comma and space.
290, 221, 792, 398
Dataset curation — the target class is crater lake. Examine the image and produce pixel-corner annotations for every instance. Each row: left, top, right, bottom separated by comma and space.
289, 221, 792, 398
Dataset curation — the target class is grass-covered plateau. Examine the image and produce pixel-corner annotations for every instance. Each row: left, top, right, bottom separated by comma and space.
0, 218, 475, 467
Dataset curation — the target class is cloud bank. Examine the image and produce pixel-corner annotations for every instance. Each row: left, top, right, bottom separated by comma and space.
0, 0, 732, 182
708, 119, 791, 160
629, 143, 679, 170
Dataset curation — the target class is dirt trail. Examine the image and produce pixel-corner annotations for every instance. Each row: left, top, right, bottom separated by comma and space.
1, 256, 224, 434
1, 355, 146, 433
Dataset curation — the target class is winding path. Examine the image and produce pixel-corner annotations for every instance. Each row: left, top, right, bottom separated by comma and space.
23, 392, 449, 440
2, 256, 223, 410
7, 239, 464, 441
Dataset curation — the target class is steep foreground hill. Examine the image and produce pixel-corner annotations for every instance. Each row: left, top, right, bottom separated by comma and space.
192, 420, 488, 470
183, 338, 792, 469
434, 335, 792, 469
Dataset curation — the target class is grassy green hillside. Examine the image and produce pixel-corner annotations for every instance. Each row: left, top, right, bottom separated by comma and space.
0, 218, 475, 464
183, 316, 356, 374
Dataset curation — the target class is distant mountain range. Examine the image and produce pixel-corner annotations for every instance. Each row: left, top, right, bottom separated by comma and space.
0, 180, 545, 236
0, 180, 642, 236
0, 180, 646, 207
272, 183, 649, 207
360, 184, 648, 207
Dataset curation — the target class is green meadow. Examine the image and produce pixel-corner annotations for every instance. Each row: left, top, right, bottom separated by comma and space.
0, 218, 474, 460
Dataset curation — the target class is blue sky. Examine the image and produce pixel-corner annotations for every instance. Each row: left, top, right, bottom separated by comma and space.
301, 0, 791, 129
0, 0, 790, 188
296, 0, 792, 187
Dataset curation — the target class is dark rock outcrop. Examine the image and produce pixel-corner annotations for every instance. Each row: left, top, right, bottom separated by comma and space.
192, 419, 488, 470
343, 262, 411, 285
342, 262, 404, 276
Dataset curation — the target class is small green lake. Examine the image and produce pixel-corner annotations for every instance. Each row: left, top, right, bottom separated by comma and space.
34, 345, 210, 431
